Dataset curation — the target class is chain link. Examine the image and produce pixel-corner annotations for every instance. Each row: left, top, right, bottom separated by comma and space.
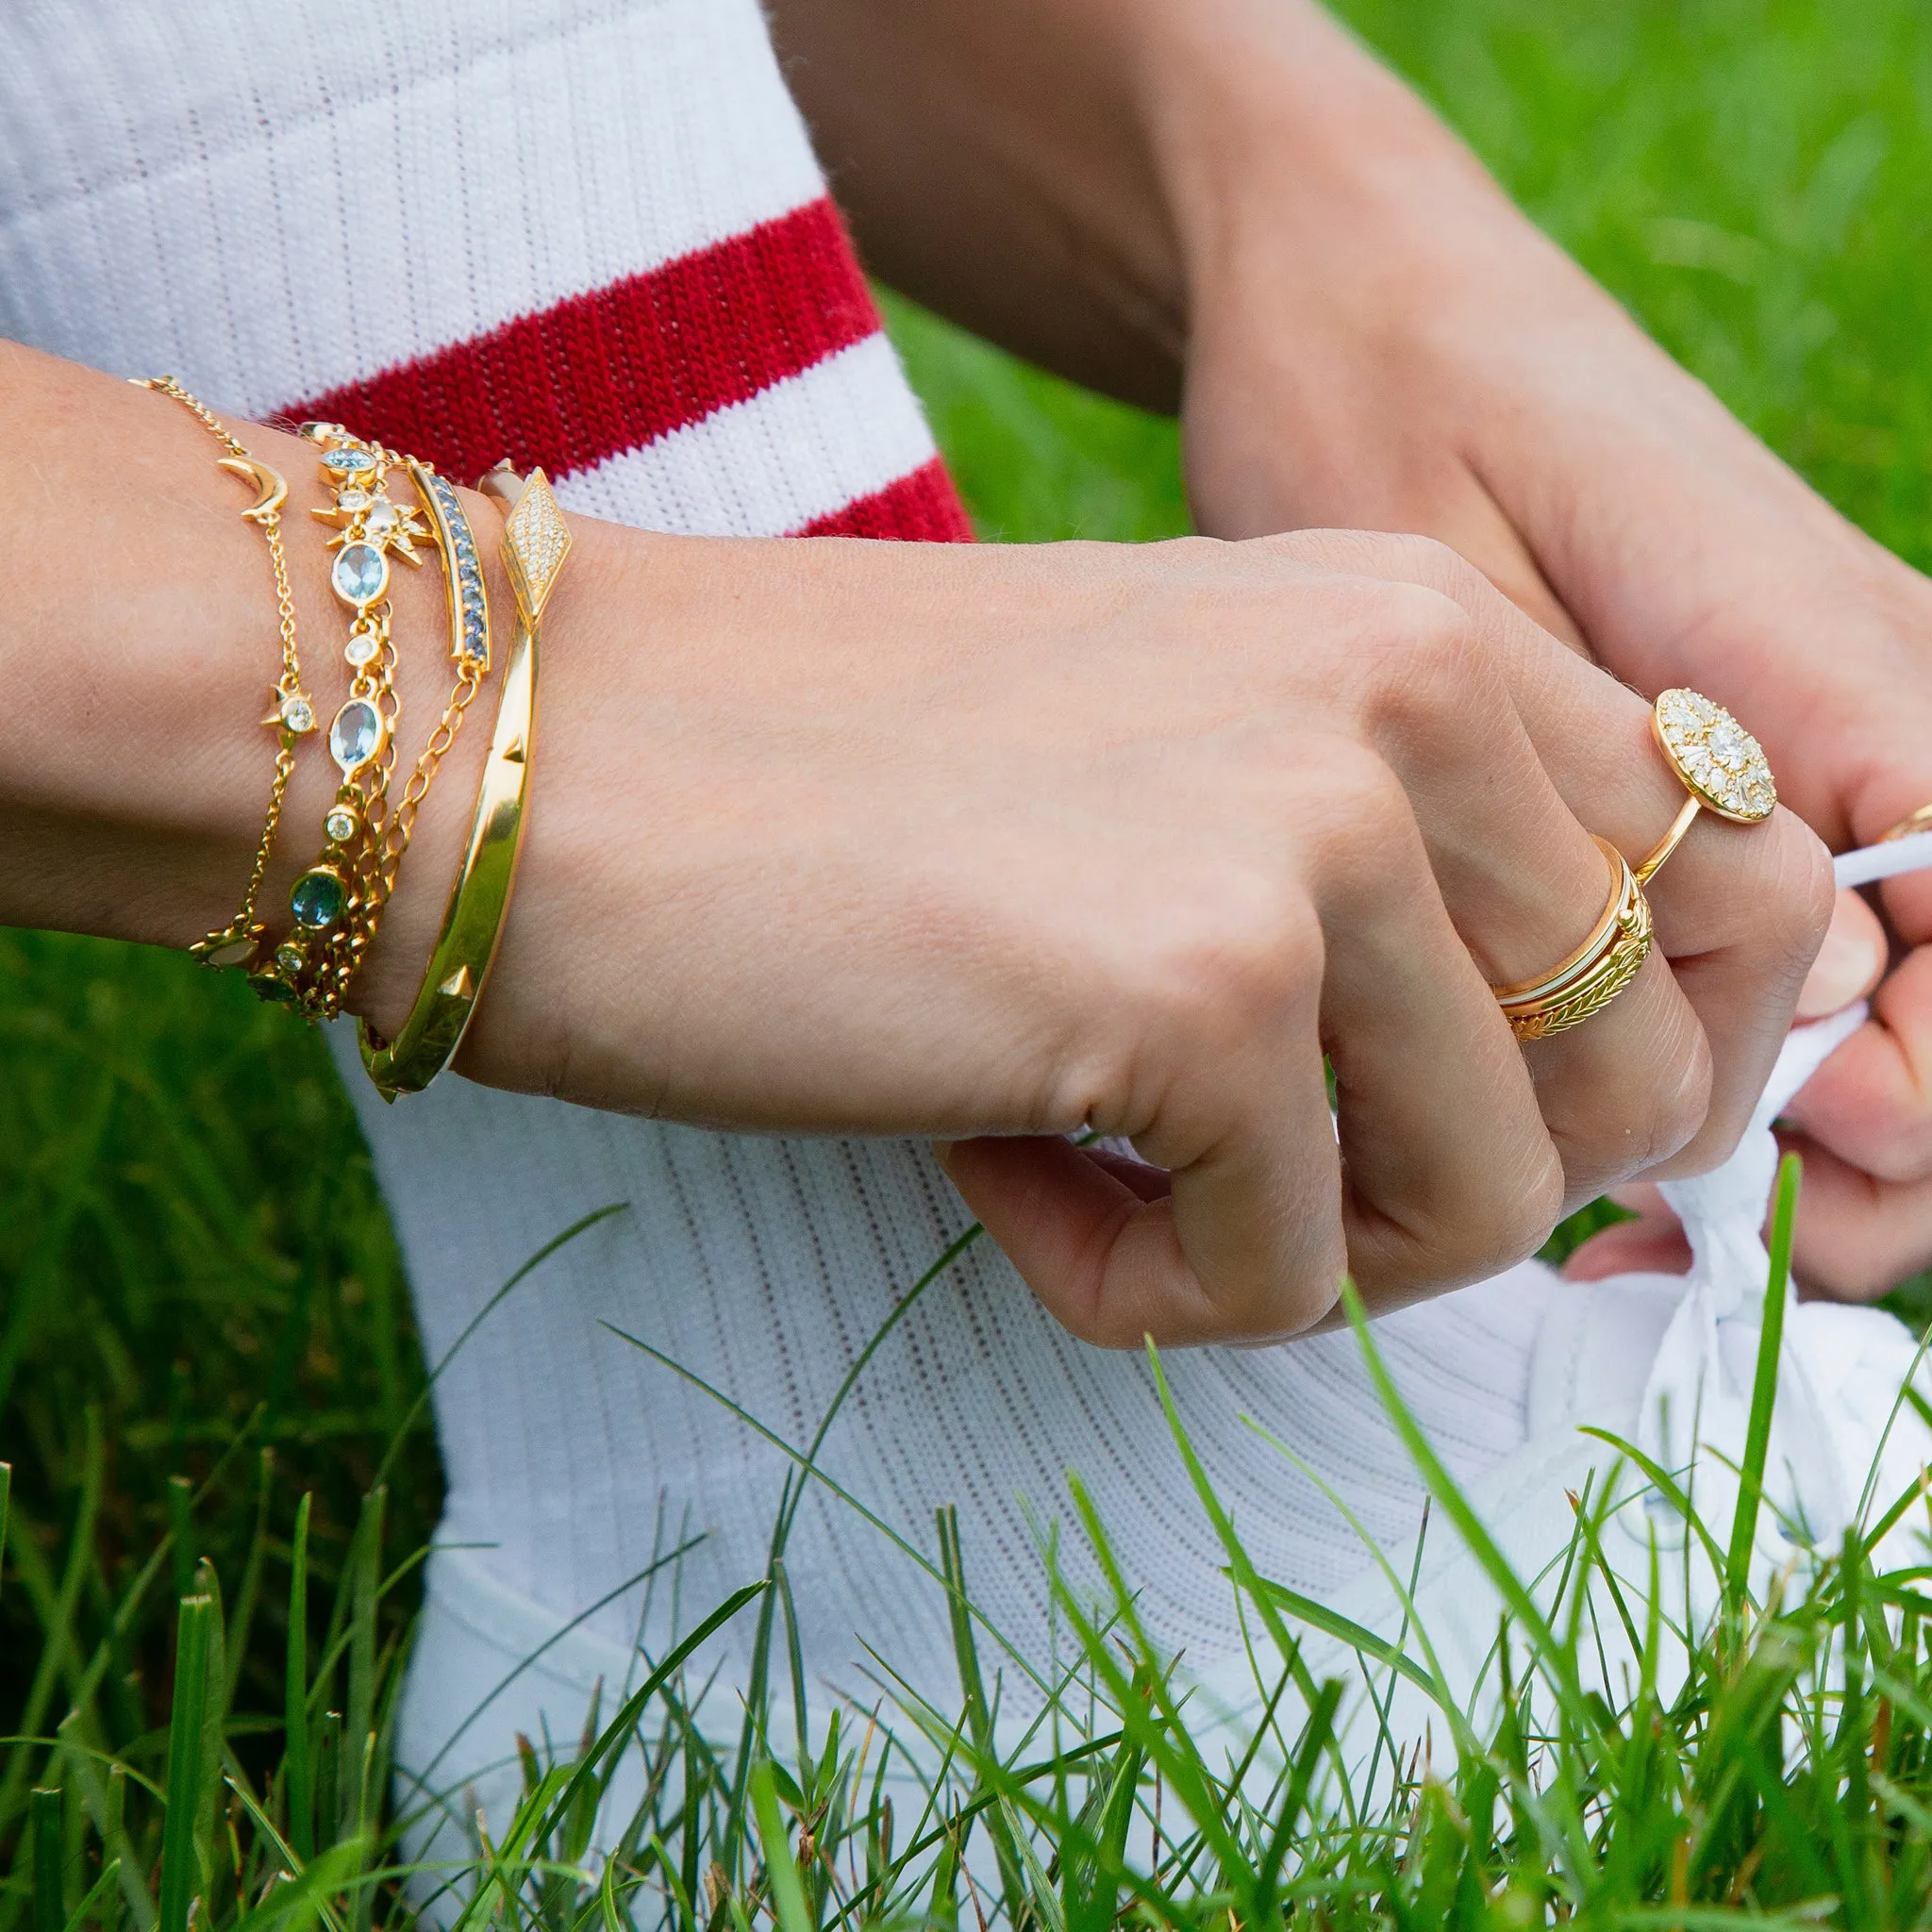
137, 375, 310, 967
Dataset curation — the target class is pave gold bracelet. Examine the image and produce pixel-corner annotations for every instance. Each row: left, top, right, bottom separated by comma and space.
134, 376, 318, 974
359, 465, 569, 1099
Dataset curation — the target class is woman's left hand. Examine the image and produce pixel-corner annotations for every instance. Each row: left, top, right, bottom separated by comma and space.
1173, 7, 1932, 1300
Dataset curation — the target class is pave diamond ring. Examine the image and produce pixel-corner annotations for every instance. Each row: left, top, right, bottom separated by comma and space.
1635, 688, 1778, 887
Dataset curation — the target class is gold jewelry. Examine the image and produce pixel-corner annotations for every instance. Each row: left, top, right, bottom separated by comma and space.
1634, 688, 1777, 885
134, 376, 316, 973
244, 425, 422, 1012
1492, 836, 1654, 1041
260, 428, 491, 1021
359, 464, 568, 1100
1882, 803, 1932, 842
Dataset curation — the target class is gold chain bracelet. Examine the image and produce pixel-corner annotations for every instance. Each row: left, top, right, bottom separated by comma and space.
245, 425, 422, 1015
252, 426, 494, 1022
134, 376, 317, 974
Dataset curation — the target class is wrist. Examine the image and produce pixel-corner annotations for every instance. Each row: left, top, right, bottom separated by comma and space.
0, 351, 521, 1054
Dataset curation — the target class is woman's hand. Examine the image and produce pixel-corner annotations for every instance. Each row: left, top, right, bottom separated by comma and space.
763, 0, 1925, 1299
1162, 6, 1932, 1301
1, 347, 1829, 1346
476, 525, 1829, 1345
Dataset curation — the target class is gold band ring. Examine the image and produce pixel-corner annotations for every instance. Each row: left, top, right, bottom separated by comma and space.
1882, 802, 1932, 842
1492, 835, 1655, 1041
1634, 688, 1778, 886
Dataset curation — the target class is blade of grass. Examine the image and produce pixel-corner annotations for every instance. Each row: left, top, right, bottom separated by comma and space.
286, 1493, 313, 1862
158, 1595, 214, 1932
1725, 1153, 1801, 1626
29, 1789, 62, 1932
750, 1759, 813, 1932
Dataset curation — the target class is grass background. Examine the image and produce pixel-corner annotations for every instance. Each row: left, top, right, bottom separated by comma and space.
6, 0, 1932, 1829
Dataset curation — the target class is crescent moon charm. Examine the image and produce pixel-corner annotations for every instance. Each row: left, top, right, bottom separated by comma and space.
217, 454, 289, 525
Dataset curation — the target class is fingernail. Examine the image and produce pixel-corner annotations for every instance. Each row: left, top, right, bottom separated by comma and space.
1795, 889, 1887, 1018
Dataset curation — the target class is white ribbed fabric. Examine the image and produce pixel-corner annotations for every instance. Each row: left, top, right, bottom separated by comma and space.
3, 0, 1555, 1826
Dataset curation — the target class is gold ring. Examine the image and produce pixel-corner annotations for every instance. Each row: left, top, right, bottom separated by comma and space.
1634, 688, 1777, 885
1883, 802, 1932, 842
1492, 835, 1654, 1041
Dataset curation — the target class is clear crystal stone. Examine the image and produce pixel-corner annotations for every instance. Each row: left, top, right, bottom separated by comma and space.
332, 541, 388, 607
330, 697, 383, 773
325, 806, 359, 843
338, 488, 371, 513
281, 695, 315, 733
344, 628, 380, 667
365, 501, 398, 538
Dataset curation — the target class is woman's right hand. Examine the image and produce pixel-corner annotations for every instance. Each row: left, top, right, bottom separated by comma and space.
4, 347, 1831, 1348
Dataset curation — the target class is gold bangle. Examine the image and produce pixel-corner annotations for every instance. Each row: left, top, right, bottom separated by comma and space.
1882, 803, 1932, 842
134, 376, 317, 973
358, 465, 569, 1099
1635, 688, 1777, 886
1493, 836, 1654, 1041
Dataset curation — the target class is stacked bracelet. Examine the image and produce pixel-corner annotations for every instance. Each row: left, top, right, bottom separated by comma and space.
135, 377, 317, 974
358, 465, 568, 1100
143, 384, 544, 1094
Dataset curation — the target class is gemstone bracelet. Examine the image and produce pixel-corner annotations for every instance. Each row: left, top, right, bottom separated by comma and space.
257, 425, 494, 1021
248, 424, 424, 1015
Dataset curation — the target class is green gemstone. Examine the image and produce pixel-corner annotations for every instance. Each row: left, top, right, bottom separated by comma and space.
247, 972, 300, 1007
290, 868, 347, 930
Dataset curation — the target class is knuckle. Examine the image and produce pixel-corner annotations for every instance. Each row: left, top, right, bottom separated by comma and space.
1353, 591, 1503, 750
1432, 1142, 1568, 1284
1099, 866, 1326, 1085
1574, 1010, 1714, 1182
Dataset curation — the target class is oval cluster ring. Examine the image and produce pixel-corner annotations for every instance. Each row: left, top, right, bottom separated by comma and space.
1635, 687, 1777, 886
1492, 835, 1655, 1041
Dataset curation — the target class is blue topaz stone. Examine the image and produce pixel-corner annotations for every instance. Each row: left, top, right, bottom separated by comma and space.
290, 868, 347, 930
332, 541, 389, 608
329, 696, 384, 773
323, 446, 375, 475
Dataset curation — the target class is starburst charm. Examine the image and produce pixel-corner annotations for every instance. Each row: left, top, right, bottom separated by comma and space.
262, 688, 317, 734
1653, 688, 1776, 823
312, 484, 431, 563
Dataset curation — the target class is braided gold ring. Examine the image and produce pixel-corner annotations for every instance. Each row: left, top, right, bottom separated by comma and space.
1492, 836, 1655, 1041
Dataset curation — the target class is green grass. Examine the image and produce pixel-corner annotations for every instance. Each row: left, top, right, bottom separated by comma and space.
15, 1158, 1932, 1929
8, 0, 1932, 1919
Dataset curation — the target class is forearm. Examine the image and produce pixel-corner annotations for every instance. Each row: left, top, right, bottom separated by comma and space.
764, 0, 1510, 408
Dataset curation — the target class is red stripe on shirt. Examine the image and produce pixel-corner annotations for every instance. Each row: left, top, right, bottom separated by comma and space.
287, 198, 884, 488
792, 458, 974, 542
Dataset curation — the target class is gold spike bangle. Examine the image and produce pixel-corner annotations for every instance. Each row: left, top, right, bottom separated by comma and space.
359, 465, 568, 1100
134, 376, 317, 974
